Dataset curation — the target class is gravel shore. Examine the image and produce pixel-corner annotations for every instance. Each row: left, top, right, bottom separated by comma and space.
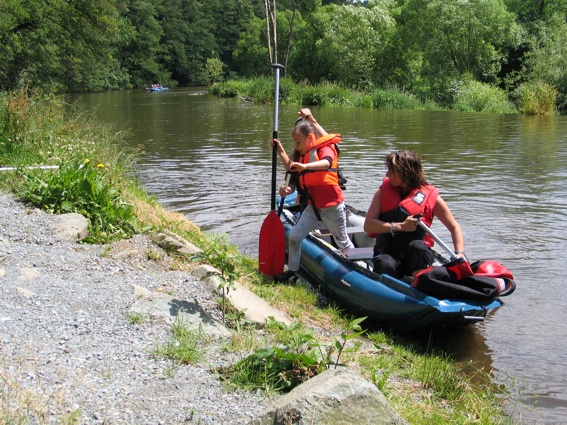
0, 193, 267, 424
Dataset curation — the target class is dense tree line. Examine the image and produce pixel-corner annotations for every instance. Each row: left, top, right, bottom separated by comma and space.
1, 0, 566, 112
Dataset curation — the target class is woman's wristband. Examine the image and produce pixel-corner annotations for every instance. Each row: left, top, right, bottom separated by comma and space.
390, 222, 397, 236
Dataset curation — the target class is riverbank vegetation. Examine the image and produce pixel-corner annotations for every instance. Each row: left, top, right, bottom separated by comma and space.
1, 88, 517, 422
1, 0, 565, 115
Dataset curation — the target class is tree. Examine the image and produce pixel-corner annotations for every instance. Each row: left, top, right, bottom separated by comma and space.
288, 3, 394, 87
115, 0, 169, 88
391, 0, 521, 103
522, 13, 567, 111
233, 16, 270, 77
0, 0, 123, 92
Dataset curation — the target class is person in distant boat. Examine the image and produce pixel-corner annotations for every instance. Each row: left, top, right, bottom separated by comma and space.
271, 109, 354, 283
363, 149, 466, 278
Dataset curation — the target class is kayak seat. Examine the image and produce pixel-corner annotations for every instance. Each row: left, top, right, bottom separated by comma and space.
316, 226, 375, 248
342, 247, 374, 260
316, 226, 365, 236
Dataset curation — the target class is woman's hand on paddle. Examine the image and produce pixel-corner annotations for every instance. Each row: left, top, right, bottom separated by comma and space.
400, 216, 419, 232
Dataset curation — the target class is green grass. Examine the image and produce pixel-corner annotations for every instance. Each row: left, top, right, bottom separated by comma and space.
0, 87, 143, 243
210, 78, 444, 111
211, 76, 563, 116
515, 82, 558, 115
452, 79, 517, 114
155, 321, 206, 364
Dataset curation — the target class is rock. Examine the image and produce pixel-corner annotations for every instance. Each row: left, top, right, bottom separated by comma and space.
226, 282, 292, 327
191, 264, 222, 292
16, 287, 37, 297
129, 285, 231, 338
190, 265, 292, 327
248, 368, 409, 425
155, 230, 201, 255
52, 213, 89, 242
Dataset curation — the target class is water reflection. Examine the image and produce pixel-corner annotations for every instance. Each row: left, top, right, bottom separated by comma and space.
71, 88, 567, 423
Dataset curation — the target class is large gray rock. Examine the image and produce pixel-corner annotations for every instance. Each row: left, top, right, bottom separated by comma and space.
128, 285, 231, 338
248, 367, 409, 425
52, 213, 89, 242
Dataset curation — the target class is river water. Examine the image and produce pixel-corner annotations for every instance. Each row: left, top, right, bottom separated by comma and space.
72, 87, 567, 424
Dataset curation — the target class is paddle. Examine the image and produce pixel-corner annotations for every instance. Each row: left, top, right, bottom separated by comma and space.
259, 63, 286, 276
415, 217, 458, 261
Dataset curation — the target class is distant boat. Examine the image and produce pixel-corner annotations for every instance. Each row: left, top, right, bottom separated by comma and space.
144, 86, 169, 92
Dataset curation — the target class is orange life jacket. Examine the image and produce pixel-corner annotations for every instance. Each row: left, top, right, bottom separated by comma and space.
298, 134, 342, 188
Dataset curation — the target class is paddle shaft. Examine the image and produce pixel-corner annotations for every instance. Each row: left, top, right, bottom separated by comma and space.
415, 218, 457, 261
270, 63, 285, 211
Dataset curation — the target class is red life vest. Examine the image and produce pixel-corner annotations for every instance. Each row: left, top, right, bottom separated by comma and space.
379, 178, 439, 247
299, 134, 342, 188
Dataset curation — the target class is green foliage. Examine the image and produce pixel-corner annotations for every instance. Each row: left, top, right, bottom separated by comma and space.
0, 0, 122, 92
514, 82, 558, 115
370, 87, 424, 110
210, 78, 444, 111
288, 3, 395, 88
17, 160, 138, 243
221, 316, 366, 393
0, 87, 145, 247
2, 0, 567, 113
452, 78, 516, 113
232, 16, 269, 78
209, 80, 246, 98
520, 13, 567, 113
156, 321, 204, 364
330, 316, 366, 368
390, 0, 521, 105
192, 233, 242, 323
0, 88, 63, 162
205, 58, 225, 85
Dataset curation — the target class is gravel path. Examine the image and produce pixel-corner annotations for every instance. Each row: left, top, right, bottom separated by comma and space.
0, 194, 267, 424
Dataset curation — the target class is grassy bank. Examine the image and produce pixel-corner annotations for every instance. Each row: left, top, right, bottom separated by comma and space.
0, 88, 515, 424
211, 77, 558, 116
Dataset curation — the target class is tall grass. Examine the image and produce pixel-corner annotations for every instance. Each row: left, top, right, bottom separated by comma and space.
515, 82, 558, 115
451, 79, 517, 114
210, 78, 443, 111
0, 87, 142, 243
370, 87, 425, 110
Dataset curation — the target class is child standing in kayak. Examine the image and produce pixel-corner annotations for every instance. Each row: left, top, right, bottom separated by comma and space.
272, 110, 354, 283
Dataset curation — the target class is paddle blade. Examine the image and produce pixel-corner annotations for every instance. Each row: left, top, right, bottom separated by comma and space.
259, 210, 286, 276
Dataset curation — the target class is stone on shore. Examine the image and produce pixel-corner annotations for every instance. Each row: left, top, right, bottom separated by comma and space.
248, 367, 409, 425
129, 285, 231, 338
191, 264, 292, 327
52, 212, 89, 242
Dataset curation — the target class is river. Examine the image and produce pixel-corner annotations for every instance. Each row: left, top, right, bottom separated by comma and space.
71, 87, 567, 424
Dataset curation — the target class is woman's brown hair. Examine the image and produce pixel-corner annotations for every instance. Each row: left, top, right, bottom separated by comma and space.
386, 150, 427, 189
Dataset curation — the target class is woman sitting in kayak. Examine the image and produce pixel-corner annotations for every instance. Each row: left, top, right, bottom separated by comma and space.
364, 150, 466, 278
